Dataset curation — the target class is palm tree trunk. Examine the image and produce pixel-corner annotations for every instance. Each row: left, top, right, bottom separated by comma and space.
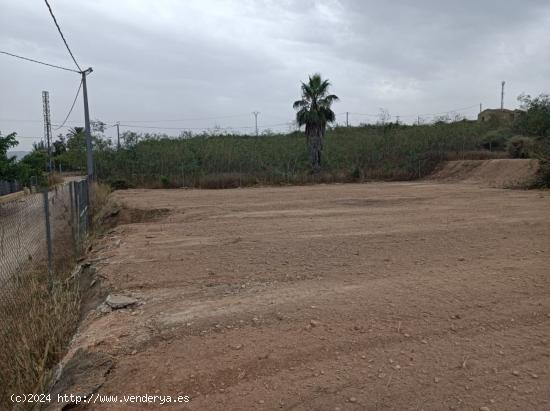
306, 125, 322, 173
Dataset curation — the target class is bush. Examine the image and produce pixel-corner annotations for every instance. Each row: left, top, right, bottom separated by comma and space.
108, 179, 131, 190
199, 173, 258, 189
481, 129, 512, 151
506, 136, 534, 159
515, 94, 550, 138
0, 274, 80, 409
534, 158, 550, 188
160, 175, 171, 188
90, 182, 111, 214
47, 172, 63, 186
93, 121, 494, 188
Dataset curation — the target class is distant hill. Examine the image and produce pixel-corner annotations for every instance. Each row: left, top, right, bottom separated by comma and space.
7, 150, 29, 161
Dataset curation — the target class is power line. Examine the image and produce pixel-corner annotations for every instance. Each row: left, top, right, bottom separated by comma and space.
43, 0, 82, 71
54, 79, 83, 130
3, 120, 295, 136
118, 124, 255, 130
0, 119, 44, 123
400, 104, 480, 118
117, 121, 292, 131
337, 104, 480, 122
118, 113, 252, 123
0, 50, 79, 73
0, 118, 81, 127
2, 114, 256, 124
346, 112, 378, 117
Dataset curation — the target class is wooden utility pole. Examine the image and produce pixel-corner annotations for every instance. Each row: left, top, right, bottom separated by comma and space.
346, 112, 349, 127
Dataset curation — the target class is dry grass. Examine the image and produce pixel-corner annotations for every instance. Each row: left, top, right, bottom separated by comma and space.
0, 269, 80, 409
90, 181, 112, 230
195, 171, 356, 189
198, 172, 259, 189
47, 172, 64, 186
90, 181, 111, 213
444, 150, 509, 161
0, 182, 99, 410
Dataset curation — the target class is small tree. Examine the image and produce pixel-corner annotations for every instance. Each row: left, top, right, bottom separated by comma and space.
293, 74, 338, 172
515, 93, 550, 187
515, 93, 550, 138
0, 132, 19, 181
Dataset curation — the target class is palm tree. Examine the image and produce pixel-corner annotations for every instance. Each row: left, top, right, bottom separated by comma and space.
293, 73, 338, 172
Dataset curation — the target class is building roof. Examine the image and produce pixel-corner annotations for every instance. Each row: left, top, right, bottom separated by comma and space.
479, 108, 524, 115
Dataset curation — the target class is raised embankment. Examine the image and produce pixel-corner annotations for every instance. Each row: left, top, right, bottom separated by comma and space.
430, 159, 539, 188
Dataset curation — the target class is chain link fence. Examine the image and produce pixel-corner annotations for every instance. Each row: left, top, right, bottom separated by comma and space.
0, 179, 89, 407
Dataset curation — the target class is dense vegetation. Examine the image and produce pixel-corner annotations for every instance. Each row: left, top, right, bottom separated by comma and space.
0, 132, 52, 186
513, 94, 550, 187
4, 93, 550, 189
0, 120, 509, 189
93, 120, 497, 188
0, 132, 19, 180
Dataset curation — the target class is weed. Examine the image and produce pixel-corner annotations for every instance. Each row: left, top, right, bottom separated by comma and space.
0, 270, 80, 409
94, 122, 499, 188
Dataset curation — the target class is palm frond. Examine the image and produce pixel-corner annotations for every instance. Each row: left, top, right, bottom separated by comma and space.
293, 73, 338, 129
320, 94, 339, 105
293, 100, 309, 110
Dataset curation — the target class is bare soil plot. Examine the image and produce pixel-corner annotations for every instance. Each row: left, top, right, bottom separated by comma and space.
65, 181, 550, 410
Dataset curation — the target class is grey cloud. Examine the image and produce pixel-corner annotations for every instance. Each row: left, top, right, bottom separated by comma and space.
1, 0, 549, 150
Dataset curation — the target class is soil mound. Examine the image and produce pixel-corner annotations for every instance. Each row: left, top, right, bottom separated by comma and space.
430, 159, 539, 187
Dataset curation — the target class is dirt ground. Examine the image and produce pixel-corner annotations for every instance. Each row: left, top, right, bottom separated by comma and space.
61, 179, 550, 410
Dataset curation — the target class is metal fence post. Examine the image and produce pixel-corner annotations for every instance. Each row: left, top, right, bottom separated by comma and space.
69, 181, 77, 257
83, 179, 90, 236
80, 181, 85, 239
75, 182, 81, 250
42, 188, 53, 291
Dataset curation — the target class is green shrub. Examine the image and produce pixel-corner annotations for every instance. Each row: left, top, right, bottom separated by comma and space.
534, 158, 550, 188
92, 121, 494, 188
514, 94, 550, 138
160, 175, 170, 188
199, 173, 257, 189
506, 136, 534, 159
481, 128, 512, 151
108, 179, 131, 190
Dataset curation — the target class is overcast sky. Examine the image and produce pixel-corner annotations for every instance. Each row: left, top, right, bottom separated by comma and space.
1, 0, 550, 150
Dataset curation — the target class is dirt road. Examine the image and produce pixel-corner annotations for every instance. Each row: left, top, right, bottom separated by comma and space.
64, 182, 550, 410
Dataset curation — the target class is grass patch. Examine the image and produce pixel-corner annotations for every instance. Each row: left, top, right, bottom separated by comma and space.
0, 269, 80, 409
90, 181, 112, 226
0, 181, 111, 410
47, 172, 64, 186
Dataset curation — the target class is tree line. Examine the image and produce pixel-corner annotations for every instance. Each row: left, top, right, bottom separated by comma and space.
1, 75, 549, 188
